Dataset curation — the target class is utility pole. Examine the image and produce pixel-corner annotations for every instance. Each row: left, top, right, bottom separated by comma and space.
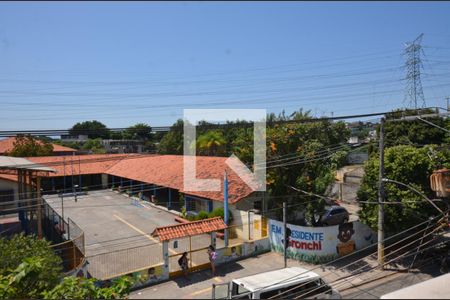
283, 201, 287, 268
446, 97, 449, 111
224, 171, 229, 248
36, 176, 42, 239
378, 117, 385, 268
62, 157, 65, 222
71, 154, 75, 202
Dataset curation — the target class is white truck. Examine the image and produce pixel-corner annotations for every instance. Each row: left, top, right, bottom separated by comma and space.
212, 267, 341, 299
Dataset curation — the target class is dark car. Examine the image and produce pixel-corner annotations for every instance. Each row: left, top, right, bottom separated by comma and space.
319, 206, 349, 226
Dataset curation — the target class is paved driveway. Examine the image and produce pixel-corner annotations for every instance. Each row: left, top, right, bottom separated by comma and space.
44, 190, 213, 279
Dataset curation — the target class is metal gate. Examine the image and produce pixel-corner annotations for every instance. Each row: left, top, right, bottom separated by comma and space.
169, 233, 212, 277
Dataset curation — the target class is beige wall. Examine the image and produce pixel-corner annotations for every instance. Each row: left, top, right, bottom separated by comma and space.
101, 174, 108, 189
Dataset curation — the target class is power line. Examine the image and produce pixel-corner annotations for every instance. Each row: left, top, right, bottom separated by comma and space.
0, 107, 432, 136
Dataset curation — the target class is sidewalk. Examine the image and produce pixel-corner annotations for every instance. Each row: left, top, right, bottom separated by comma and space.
130, 249, 384, 299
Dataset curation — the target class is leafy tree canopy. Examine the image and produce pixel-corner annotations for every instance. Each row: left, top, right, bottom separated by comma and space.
357, 145, 450, 234
265, 109, 350, 221
158, 119, 184, 155
383, 108, 450, 147
196, 130, 226, 156
7, 135, 53, 157
0, 234, 62, 289
0, 234, 133, 299
81, 138, 106, 154
122, 123, 152, 140
69, 120, 110, 139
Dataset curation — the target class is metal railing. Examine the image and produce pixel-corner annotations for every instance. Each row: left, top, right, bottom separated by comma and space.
86, 242, 163, 280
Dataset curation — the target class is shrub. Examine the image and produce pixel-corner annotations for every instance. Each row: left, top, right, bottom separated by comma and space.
197, 211, 209, 220
208, 207, 233, 222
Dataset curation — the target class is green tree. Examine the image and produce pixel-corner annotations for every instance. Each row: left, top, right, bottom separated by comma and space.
110, 131, 123, 140
158, 119, 184, 154
122, 123, 152, 141
196, 130, 226, 156
0, 234, 61, 298
69, 120, 110, 139
383, 108, 449, 147
0, 234, 62, 291
7, 135, 54, 157
0, 235, 133, 299
357, 145, 450, 234
0, 258, 133, 299
81, 138, 106, 154
265, 110, 350, 221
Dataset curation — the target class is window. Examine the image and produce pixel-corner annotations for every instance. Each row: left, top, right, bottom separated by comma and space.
231, 283, 252, 299
259, 289, 280, 299
0, 189, 15, 213
329, 209, 339, 216
186, 198, 197, 211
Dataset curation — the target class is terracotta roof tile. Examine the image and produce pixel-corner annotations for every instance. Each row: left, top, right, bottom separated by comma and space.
105, 155, 257, 203
0, 137, 76, 154
151, 217, 226, 241
0, 154, 258, 203
27, 154, 135, 177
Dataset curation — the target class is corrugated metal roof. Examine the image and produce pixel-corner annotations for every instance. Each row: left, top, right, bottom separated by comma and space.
0, 156, 55, 172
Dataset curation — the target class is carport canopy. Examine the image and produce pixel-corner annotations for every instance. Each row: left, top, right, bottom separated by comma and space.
151, 217, 227, 241
0, 156, 55, 174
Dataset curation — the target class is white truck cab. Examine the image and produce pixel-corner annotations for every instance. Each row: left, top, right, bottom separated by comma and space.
212, 267, 341, 299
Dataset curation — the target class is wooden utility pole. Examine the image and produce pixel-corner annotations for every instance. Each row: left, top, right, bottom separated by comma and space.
378, 117, 385, 268
283, 201, 287, 268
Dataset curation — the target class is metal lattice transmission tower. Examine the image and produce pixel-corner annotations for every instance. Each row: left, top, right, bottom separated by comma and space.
404, 33, 426, 109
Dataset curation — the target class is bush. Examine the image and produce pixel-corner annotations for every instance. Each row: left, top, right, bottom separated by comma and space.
207, 207, 233, 222
197, 211, 209, 220
0, 235, 134, 299
0, 234, 62, 290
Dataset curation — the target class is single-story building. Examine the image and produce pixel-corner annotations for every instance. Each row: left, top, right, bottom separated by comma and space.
0, 154, 266, 219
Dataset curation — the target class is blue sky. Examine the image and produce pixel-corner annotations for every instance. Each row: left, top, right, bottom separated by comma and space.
0, 1, 450, 130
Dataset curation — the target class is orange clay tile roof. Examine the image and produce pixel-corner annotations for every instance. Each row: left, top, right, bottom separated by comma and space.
0, 154, 258, 203
27, 154, 137, 177
151, 217, 226, 241
0, 137, 76, 154
105, 155, 257, 203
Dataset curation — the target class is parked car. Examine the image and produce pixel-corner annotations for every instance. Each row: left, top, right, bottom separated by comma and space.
319, 206, 349, 226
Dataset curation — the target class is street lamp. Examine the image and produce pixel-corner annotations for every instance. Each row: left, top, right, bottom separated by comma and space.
381, 178, 444, 215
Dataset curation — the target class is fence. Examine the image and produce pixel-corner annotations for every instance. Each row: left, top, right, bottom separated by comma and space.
42, 198, 86, 273
42, 198, 68, 244
68, 217, 85, 255
86, 242, 163, 280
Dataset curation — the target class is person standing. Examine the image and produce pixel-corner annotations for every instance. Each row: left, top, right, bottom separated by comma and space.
178, 252, 189, 279
207, 245, 217, 276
